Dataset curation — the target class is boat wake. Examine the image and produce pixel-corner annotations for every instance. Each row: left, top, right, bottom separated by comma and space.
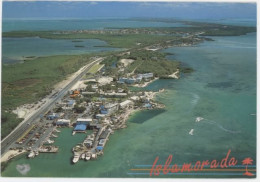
204, 119, 240, 134
191, 93, 200, 106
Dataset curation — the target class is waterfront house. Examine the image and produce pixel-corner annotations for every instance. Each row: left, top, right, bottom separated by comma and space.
74, 124, 87, 132
76, 118, 92, 125
137, 73, 154, 79
55, 119, 70, 126
119, 100, 133, 109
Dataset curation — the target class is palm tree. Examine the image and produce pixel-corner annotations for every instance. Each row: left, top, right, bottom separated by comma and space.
242, 157, 254, 176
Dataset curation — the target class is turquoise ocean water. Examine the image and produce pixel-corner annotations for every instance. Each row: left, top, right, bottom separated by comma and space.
2, 37, 119, 63
1, 19, 256, 178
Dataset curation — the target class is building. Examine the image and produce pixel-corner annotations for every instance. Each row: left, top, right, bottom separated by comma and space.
76, 118, 92, 125
96, 114, 106, 119
98, 139, 106, 147
120, 100, 133, 109
74, 124, 87, 132
47, 113, 59, 120
104, 103, 119, 114
100, 103, 118, 115
55, 119, 70, 126
67, 100, 75, 108
96, 146, 103, 151
82, 92, 96, 96
118, 77, 136, 84
130, 96, 140, 101
143, 103, 152, 108
138, 73, 154, 79
102, 92, 127, 98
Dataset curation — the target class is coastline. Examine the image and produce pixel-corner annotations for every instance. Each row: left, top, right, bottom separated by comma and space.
132, 77, 159, 88
1, 150, 27, 163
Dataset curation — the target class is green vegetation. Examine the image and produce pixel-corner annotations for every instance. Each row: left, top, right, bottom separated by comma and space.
128, 18, 256, 36
3, 19, 252, 138
101, 55, 119, 67
87, 63, 104, 74
73, 105, 85, 113
124, 50, 179, 77
1, 112, 23, 138
1, 54, 93, 138
3, 31, 178, 48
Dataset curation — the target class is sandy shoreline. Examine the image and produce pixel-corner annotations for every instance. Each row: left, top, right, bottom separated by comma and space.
1, 150, 27, 163
168, 69, 180, 79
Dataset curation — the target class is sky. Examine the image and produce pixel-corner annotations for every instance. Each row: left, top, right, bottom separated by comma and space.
2, 1, 257, 20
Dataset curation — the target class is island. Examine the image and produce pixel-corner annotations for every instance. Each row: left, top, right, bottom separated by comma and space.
1, 19, 256, 167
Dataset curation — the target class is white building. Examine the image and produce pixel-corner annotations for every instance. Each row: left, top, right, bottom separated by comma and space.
119, 100, 133, 108
56, 119, 70, 126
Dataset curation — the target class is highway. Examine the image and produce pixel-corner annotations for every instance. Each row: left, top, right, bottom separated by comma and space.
1, 57, 103, 155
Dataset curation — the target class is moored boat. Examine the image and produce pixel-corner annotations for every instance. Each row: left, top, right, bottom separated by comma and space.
81, 153, 86, 159
28, 151, 35, 158
72, 154, 80, 163
85, 152, 91, 161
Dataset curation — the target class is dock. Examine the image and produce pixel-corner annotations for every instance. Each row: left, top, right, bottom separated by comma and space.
38, 145, 59, 153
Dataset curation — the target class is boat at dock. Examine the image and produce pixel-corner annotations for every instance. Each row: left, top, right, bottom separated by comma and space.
28, 151, 35, 158
39, 145, 59, 153
51, 134, 58, 138
47, 139, 55, 144
72, 154, 80, 163
85, 152, 91, 161
54, 128, 61, 133
91, 153, 97, 159
35, 151, 39, 156
81, 153, 86, 159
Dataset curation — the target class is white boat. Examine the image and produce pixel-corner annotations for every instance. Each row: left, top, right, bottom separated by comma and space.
72, 154, 80, 163
28, 151, 35, 158
189, 129, 194, 135
195, 117, 204, 122
91, 153, 97, 159
85, 153, 91, 161
81, 153, 86, 159
51, 134, 58, 138
47, 139, 54, 144
55, 129, 61, 133
35, 151, 39, 156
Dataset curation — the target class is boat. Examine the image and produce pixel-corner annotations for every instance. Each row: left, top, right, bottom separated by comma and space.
54, 129, 61, 133
35, 151, 39, 156
81, 153, 86, 159
91, 153, 97, 159
85, 152, 91, 161
28, 151, 35, 158
195, 117, 204, 122
72, 154, 80, 163
189, 129, 194, 135
47, 139, 54, 144
51, 134, 58, 138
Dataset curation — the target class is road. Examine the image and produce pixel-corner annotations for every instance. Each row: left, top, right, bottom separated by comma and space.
1, 57, 103, 155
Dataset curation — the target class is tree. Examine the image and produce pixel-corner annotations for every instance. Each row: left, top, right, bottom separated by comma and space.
242, 157, 254, 176
73, 105, 85, 113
